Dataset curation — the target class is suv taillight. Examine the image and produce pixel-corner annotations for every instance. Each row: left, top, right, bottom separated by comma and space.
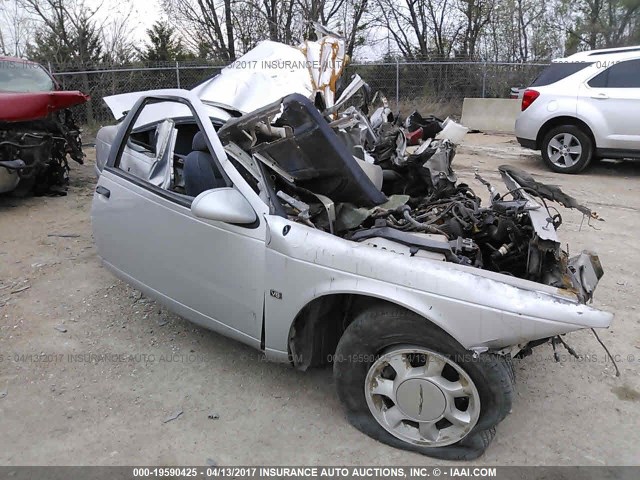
521, 89, 540, 111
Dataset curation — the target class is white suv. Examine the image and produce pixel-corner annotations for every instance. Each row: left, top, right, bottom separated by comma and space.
515, 46, 640, 173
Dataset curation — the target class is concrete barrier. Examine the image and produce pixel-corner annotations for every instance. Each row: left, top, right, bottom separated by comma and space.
460, 98, 521, 133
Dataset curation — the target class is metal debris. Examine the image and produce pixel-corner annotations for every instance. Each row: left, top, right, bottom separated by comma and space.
47, 233, 81, 238
498, 165, 600, 219
163, 409, 183, 423
10, 285, 30, 294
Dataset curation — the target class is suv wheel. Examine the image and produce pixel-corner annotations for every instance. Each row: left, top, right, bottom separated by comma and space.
541, 125, 593, 173
333, 306, 514, 460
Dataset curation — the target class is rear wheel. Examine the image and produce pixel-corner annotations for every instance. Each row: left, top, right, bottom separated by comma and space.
333, 306, 514, 460
541, 125, 593, 173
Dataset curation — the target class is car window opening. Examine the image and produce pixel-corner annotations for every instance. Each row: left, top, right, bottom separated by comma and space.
118, 113, 235, 199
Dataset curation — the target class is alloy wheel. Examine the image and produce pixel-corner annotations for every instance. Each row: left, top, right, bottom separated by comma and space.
547, 133, 583, 169
364, 346, 481, 447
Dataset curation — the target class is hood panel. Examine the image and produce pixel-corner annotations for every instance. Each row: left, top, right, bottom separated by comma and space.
0, 91, 90, 122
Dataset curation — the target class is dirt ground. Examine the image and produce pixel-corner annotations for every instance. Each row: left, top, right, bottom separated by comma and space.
0, 133, 638, 466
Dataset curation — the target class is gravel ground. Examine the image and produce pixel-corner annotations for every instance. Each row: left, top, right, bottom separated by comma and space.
0, 133, 638, 466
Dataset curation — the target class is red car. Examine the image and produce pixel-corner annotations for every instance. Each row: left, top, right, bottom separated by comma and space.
0, 57, 89, 195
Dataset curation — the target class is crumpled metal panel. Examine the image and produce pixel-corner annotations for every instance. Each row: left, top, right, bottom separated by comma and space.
0, 91, 89, 122
500, 169, 560, 242
104, 33, 346, 120
193, 36, 345, 113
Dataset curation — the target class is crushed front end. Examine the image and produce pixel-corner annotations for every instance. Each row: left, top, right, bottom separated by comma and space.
0, 108, 85, 195
218, 90, 610, 350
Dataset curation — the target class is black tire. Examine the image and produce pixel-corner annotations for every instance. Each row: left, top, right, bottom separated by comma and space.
333, 305, 514, 460
10, 176, 36, 198
541, 124, 593, 174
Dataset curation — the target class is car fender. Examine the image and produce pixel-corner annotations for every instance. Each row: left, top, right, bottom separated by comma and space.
536, 113, 600, 150
263, 215, 612, 361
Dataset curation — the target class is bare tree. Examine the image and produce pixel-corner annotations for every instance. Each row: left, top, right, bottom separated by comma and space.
342, 0, 369, 57
455, 0, 495, 58
425, 0, 461, 58
164, 0, 370, 60
479, 0, 555, 61
162, 0, 236, 60
231, 1, 270, 53
101, 3, 137, 64
297, 0, 342, 38
1, 0, 34, 56
560, 0, 640, 51
372, 0, 430, 58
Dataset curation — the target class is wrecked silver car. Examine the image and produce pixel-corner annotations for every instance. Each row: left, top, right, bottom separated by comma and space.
92, 33, 613, 460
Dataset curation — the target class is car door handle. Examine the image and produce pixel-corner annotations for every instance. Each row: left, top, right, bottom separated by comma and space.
591, 93, 609, 99
96, 186, 111, 198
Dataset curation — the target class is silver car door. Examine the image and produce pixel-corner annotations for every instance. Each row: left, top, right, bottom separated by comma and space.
91, 93, 268, 347
579, 59, 640, 150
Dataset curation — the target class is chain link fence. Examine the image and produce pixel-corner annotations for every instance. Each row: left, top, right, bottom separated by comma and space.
51, 60, 549, 126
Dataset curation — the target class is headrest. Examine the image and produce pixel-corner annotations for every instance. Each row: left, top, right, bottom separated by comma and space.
192, 131, 208, 152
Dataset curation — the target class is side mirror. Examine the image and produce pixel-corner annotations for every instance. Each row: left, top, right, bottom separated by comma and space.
191, 187, 257, 225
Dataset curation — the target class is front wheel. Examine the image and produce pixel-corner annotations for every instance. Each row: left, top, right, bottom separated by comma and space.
541, 125, 593, 174
333, 306, 514, 460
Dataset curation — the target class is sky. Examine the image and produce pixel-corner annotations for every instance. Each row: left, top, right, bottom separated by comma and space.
0, 0, 163, 56
1, 0, 385, 60
93, 0, 164, 44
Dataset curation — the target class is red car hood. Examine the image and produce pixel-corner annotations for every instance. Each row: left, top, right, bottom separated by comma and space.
0, 91, 90, 122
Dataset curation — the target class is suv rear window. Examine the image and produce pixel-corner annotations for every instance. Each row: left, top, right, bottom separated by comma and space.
530, 62, 592, 87
588, 59, 640, 88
